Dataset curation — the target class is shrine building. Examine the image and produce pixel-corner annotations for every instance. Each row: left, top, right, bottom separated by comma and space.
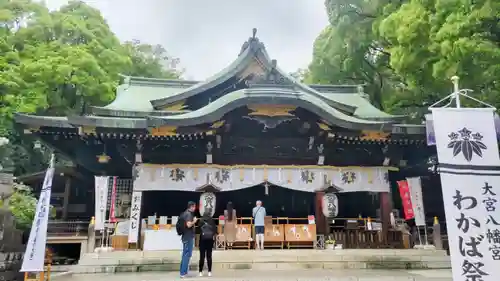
14, 29, 441, 250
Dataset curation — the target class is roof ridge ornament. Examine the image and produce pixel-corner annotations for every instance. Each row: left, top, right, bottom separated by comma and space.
118, 74, 131, 85
239, 28, 265, 56
357, 85, 369, 99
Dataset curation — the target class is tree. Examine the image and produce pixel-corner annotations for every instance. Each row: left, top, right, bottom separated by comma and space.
0, 183, 54, 230
289, 68, 309, 83
123, 40, 181, 79
4, 185, 37, 230
308, 0, 397, 109
0, 0, 181, 175
309, 0, 500, 120
378, 0, 500, 109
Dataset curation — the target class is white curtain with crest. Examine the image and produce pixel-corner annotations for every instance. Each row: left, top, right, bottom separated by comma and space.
133, 164, 391, 193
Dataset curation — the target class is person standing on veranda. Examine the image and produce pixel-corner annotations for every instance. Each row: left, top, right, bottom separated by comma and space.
224, 201, 237, 248
179, 201, 197, 278
253, 200, 266, 250
198, 211, 216, 277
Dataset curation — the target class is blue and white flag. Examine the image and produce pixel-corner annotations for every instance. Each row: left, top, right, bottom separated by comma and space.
20, 155, 55, 272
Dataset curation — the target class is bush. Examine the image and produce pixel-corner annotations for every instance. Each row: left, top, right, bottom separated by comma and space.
1, 184, 55, 230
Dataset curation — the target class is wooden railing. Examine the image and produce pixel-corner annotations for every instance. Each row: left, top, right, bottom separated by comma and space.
47, 220, 89, 236
140, 216, 406, 249
218, 217, 406, 249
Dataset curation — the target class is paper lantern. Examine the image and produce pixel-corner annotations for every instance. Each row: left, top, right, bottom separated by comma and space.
199, 192, 216, 216
322, 192, 338, 218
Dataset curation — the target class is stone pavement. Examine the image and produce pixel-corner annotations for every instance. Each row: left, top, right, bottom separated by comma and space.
56, 269, 453, 281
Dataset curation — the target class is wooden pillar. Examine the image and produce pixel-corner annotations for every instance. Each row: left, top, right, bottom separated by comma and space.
380, 192, 392, 246
62, 177, 71, 220
315, 191, 327, 235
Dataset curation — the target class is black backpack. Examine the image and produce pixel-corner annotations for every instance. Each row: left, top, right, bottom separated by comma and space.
176, 213, 186, 236
200, 221, 214, 240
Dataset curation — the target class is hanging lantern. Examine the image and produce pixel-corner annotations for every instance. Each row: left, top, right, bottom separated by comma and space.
199, 192, 216, 217
32, 140, 40, 149
96, 153, 110, 164
322, 192, 338, 218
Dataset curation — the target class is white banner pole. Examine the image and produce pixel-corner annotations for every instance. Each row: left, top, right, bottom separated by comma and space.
423, 224, 429, 245
432, 106, 500, 281
128, 191, 142, 243
407, 177, 426, 226
416, 226, 422, 246
20, 154, 55, 272
94, 176, 109, 231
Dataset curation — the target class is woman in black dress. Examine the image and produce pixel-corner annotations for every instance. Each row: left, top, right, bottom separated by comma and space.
198, 211, 216, 277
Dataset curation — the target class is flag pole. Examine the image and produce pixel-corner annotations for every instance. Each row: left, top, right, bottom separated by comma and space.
451, 76, 461, 108
21, 153, 56, 274
49, 153, 55, 169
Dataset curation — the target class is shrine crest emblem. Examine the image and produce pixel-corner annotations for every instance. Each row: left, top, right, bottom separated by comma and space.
447, 127, 486, 162
169, 168, 185, 182
215, 169, 230, 184
301, 170, 315, 183
341, 171, 356, 184
383, 172, 389, 183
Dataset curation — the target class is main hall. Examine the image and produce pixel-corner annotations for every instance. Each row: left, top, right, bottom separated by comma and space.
15, 29, 439, 251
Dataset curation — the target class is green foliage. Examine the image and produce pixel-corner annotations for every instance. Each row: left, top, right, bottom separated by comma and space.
308, 0, 500, 119
2, 184, 55, 230
308, 0, 395, 109
379, 0, 500, 109
0, 0, 180, 175
123, 40, 182, 79
6, 188, 37, 230
289, 68, 310, 83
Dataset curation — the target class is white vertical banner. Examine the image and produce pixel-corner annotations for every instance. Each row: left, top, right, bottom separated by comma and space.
407, 177, 426, 226
128, 191, 142, 243
94, 176, 109, 231
432, 108, 500, 281
21, 156, 55, 272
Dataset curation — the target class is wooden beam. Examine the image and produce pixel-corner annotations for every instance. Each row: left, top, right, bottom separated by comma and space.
62, 177, 71, 220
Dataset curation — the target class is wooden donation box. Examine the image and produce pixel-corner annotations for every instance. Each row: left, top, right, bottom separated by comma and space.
285, 224, 316, 243
264, 216, 272, 226
111, 221, 129, 250
265, 225, 284, 242
236, 225, 252, 242
346, 220, 359, 230
234, 223, 252, 249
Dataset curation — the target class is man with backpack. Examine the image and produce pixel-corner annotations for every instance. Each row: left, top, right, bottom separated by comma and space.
177, 201, 198, 278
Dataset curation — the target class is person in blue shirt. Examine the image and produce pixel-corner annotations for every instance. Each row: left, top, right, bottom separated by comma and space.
252, 200, 266, 250
179, 201, 197, 278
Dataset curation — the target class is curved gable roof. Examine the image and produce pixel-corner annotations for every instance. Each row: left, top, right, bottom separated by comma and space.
147, 87, 392, 132
148, 29, 359, 114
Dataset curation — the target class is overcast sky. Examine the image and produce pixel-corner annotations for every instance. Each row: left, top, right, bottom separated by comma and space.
46, 0, 329, 80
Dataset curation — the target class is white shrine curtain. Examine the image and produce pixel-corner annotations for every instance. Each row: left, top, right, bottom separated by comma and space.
133, 164, 391, 193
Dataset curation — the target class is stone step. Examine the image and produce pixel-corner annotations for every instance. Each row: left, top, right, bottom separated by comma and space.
73, 249, 451, 273
72, 259, 451, 274
81, 249, 448, 260
53, 269, 453, 281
